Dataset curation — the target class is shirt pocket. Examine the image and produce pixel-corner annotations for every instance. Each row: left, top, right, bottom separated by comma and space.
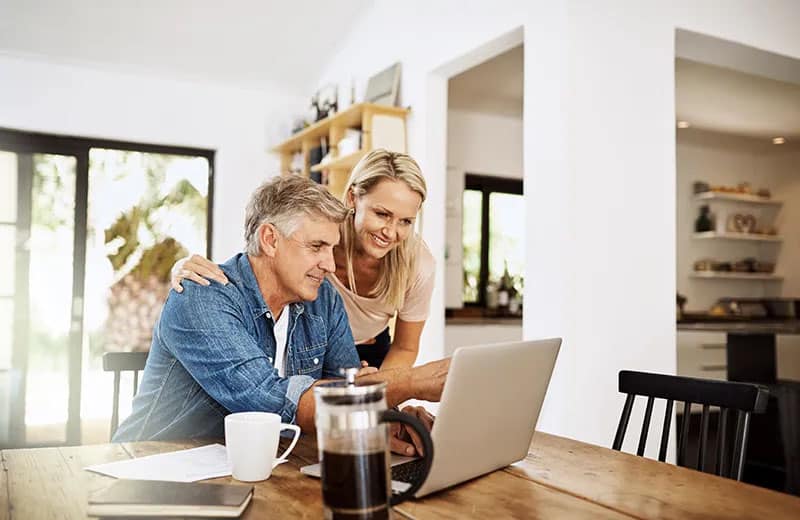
295, 343, 326, 376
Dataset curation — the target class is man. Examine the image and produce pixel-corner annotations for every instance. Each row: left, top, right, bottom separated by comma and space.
114, 175, 447, 456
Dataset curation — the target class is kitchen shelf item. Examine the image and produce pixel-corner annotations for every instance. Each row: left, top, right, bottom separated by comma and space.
694, 192, 782, 206
692, 231, 782, 243
690, 272, 783, 281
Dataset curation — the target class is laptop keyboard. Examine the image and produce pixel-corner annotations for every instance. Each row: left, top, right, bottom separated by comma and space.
391, 458, 427, 484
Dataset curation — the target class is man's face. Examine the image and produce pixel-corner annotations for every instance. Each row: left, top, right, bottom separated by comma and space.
272, 216, 340, 303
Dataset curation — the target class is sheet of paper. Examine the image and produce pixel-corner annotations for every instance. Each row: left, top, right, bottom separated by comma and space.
85, 443, 232, 482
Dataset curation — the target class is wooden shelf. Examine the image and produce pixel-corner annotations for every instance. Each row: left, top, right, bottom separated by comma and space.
271, 103, 410, 154
694, 192, 782, 206
310, 149, 367, 172
270, 102, 409, 199
690, 272, 783, 281
692, 231, 782, 242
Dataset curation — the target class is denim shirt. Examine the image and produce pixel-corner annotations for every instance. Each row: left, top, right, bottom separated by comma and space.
113, 253, 359, 442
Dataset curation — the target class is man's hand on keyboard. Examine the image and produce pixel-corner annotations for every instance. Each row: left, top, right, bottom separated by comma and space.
389, 405, 435, 457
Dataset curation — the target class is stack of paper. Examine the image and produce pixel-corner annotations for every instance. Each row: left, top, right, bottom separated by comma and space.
85, 444, 231, 482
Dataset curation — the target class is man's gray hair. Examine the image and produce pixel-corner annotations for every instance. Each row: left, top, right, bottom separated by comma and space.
244, 175, 349, 255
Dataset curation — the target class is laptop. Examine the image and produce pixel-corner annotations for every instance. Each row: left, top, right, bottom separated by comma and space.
300, 338, 561, 498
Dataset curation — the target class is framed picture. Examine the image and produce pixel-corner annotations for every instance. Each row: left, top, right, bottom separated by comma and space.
364, 62, 401, 106
310, 83, 338, 121
317, 84, 337, 113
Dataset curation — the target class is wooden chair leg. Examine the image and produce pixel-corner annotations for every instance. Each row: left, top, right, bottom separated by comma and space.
698, 404, 710, 472
677, 401, 692, 467
637, 396, 654, 456
110, 371, 121, 438
732, 411, 751, 481
658, 399, 673, 462
716, 408, 729, 477
613, 394, 635, 450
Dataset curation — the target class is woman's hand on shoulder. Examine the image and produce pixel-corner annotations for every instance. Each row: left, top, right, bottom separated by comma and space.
171, 254, 229, 293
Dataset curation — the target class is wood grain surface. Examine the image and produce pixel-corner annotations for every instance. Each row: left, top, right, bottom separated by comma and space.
2, 432, 798, 519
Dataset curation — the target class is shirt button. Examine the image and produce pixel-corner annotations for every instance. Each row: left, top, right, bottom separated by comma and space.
266, 312, 271, 319
313, 358, 319, 365
268, 357, 273, 363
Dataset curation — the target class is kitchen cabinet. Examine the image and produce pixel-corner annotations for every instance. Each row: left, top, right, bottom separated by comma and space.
676, 330, 727, 381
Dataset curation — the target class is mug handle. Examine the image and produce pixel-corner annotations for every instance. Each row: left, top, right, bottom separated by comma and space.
381, 409, 434, 506
273, 424, 301, 468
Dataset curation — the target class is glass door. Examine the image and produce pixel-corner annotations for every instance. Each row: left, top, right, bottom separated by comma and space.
80, 148, 210, 443
0, 128, 213, 447
0, 144, 86, 447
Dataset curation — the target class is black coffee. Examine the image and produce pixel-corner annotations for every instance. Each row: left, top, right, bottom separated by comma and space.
321, 450, 390, 520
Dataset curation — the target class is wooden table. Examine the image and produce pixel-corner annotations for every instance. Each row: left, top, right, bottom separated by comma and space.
2, 432, 798, 519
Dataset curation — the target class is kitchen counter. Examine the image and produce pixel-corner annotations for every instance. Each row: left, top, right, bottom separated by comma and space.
446, 316, 523, 326
678, 317, 800, 492
677, 319, 800, 334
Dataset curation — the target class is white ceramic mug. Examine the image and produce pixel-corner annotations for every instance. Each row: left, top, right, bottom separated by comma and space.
225, 412, 301, 482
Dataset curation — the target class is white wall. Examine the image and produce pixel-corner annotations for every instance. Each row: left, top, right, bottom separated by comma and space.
766, 147, 800, 298
445, 108, 523, 308
311, 0, 800, 448
0, 55, 306, 259
676, 129, 800, 310
447, 109, 523, 179
444, 323, 522, 356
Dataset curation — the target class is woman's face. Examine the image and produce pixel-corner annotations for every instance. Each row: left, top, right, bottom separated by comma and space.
350, 178, 422, 260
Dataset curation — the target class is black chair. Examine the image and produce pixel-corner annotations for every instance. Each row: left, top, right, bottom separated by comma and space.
102, 351, 148, 439
612, 370, 769, 481
775, 381, 800, 494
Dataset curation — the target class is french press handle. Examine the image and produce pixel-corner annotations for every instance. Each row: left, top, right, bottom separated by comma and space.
381, 409, 434, 505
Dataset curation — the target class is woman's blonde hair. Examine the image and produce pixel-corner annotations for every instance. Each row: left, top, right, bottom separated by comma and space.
340, 149, 427, 309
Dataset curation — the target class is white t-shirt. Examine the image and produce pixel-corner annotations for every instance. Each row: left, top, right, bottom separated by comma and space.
272, 308, 289, 377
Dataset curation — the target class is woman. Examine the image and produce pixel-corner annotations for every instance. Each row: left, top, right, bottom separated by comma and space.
172, 149, 434, 369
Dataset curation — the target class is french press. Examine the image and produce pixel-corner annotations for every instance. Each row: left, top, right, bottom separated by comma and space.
314, 368, 433, 519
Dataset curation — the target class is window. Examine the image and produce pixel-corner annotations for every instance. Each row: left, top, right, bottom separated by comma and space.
0, 128, 214, 447
462, 174, 524, 307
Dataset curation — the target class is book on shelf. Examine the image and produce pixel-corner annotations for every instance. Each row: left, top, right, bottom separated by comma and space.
87, 479, 253, 518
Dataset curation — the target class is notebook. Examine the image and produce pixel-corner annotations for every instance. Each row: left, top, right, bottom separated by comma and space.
301, 338, 562, 498
87, 479, 253, 518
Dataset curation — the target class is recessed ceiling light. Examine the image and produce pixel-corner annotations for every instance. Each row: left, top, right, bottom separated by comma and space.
772, 137, 786, 145
677, 121, 690, 129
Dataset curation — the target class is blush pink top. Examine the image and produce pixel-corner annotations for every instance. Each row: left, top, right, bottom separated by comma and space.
326, 240, 435, 344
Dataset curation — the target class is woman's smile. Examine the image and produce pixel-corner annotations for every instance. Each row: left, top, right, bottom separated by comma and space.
370, 232, 391, 248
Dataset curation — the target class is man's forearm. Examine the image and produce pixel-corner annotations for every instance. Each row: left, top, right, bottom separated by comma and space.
295, 388, 317, 432
294, 378, 338, 432
355, 368, 416, 407
295, 365, 437, 431
296, 369, 416, 430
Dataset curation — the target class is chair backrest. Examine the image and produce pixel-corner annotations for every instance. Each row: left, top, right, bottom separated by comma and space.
612, 370, 769, 481
102, 351, 148, 439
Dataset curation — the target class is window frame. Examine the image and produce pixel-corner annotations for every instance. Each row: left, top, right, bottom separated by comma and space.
463, 173, 523, 308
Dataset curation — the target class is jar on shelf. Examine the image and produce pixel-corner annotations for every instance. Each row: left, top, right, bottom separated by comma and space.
694, 205, 714, 232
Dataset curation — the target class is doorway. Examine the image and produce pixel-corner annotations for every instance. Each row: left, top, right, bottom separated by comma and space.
674, 29, 800, 493
439, 35, 525, 355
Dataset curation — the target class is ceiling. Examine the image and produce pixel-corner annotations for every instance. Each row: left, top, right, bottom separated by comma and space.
676, 58, 800, 140
676, 29, 800, 87
3, 5, 798, 138
0, 0, 371, 92
448, 44, 523, 118
674, 30, 800, 140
